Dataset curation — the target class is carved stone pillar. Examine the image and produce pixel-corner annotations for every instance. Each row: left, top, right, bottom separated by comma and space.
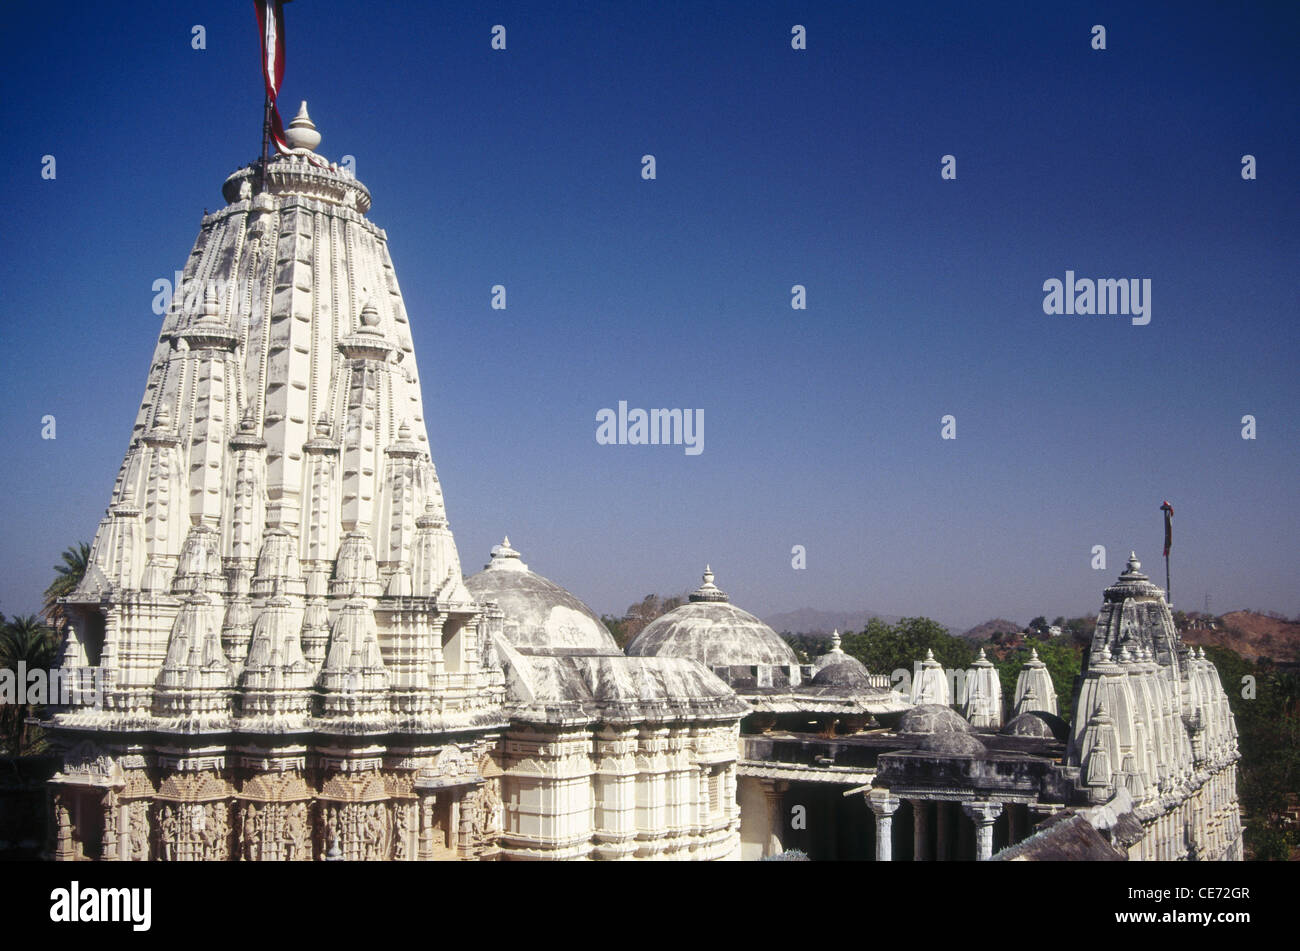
456, 790, 473, 857
418, 793, 437, 860
911, 799, 930, 861
867, 791, 900, 861
962, 800, 1003, 861
52, 790, 77, 861
101, 789, 120, 860
758, 779, 787, 857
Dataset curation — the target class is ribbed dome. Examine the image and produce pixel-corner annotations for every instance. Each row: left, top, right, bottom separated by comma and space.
624, 567, 798, 667
897, 704, 972, 736
464, 538, 620, 655
1002, 711, 1066, 740
918, 731, 987, 755
810, 630, 872, 686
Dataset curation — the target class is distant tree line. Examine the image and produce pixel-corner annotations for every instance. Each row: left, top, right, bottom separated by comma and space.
601, 592, 689, 649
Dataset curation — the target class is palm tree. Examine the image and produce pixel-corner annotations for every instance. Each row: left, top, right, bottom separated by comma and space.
42, 541, 90, 632
0, 615, 60, 755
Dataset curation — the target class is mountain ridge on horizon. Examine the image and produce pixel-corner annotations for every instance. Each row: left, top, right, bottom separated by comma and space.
762, 606, 976, 638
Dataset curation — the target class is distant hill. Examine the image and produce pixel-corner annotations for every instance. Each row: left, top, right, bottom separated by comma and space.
763, 608, 971, 637
959, 618, 1023, 642
1182, 610, 1300, 664
763, 608, 901, 636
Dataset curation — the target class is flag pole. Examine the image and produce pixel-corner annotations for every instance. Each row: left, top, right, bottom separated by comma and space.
259, 92, 272, 193
1170, 545, 1180, 605
1161, 500, 1174, 609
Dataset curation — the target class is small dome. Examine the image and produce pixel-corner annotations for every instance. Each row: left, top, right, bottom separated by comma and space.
810, 629, 872, 686
811, 660, 872, 688
1001, 710, 1069, 741
917, 731, 986, 756
464, 539, 620, 655
624, 567, 798, 668
897, 704, 973, 736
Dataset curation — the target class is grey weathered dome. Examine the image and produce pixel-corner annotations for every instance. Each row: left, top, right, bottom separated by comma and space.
811, 660, 872, 688
897, 704, 972, 736
917, 731, 987, 755
1002, 710, 1068, 741
1002, 712, 1055, 738
464, 538, 620, 655
624, 567, 798, 668
810, 630, 872, 687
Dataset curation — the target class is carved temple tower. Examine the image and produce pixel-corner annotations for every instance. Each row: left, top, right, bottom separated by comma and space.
44, 106, 511, 861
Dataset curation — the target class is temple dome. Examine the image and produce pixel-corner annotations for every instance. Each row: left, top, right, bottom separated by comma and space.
810, 629, 873, 687
918, 731, 987, 755
897, 704, 972, 736
624, 567, 799, 668
811, 660, 874, 688
464, 538, 620, 655
1002, 711, 1068, 741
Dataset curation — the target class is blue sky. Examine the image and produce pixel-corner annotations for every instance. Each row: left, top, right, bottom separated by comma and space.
1, 1, 1296, 629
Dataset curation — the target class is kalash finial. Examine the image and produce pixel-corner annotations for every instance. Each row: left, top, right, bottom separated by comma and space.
829, 629, 842, 653
284, 101, 321, 152
689, 565, 728, 603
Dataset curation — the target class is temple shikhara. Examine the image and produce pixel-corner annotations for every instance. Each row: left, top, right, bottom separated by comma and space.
41, 101, 1243, 862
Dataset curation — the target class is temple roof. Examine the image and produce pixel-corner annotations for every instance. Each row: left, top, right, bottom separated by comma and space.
625, 567, 799, 667
465, 539, 621, 655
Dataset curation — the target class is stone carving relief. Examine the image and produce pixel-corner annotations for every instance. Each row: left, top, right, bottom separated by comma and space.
239, 800, 310, 861
128, 802, 150, 861
156, 801, 230, 861
466, 779, 503, 849
321, 801, 392, 861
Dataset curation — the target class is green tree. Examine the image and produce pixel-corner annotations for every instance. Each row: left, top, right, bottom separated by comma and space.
987, 638, 1083, 724
604, 592, 688, 648
841, 617, 971, 682
601, 615, 629, 649
1202, 645, 1300, 859
1064, 615, 1096, 647
0, 615, 60, 755
42, 541, 90, 632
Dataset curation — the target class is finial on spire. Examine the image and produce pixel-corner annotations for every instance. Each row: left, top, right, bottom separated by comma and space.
688, 565, 728, 603
830, 629, 842, 653
486, 536, 525, 571
284, 101, 322, 152
1127, 551, 1141, 572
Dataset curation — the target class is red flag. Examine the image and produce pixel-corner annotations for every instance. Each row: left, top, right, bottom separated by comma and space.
254, 0, 290, 153
1161, 500, 1174, 557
